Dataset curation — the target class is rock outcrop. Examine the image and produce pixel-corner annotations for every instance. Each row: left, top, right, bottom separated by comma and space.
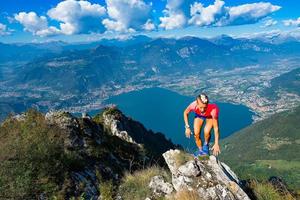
2, 107, 252, 200
149, 175, 174, 196
155, 149, 251, 200
45, 111, 85, 148
103, 110, 138, 145
37, 108, 177, 199
102, 107, 178, 159
44, 110, 250, 200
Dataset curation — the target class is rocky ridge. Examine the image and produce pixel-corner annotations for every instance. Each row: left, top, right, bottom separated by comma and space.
148, 149, 250, 200
1, 107, 252, 200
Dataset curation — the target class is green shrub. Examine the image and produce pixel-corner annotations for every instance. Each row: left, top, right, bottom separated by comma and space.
103, 106, 122, 117
0, 109, 70, 199
93, 113, 104, 124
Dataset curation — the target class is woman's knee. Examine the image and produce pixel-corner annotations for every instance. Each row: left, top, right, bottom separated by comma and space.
194, 118, 203, 128
204, 127, 211, 136
204, 120, 213, 135
194, 131, 200, 138
194, 126, 201, 134
193, 118, 203, 136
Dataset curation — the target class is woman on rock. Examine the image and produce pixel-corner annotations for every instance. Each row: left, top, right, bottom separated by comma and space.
183, 93, 221, 156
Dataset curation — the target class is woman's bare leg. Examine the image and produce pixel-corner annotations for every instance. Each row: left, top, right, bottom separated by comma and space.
194, 117, 204, 149
204, 118, 213, 144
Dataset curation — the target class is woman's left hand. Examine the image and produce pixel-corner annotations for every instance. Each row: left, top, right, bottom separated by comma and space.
212, 143, 221, 156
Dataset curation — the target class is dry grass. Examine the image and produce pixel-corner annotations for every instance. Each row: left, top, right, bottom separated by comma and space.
169, 189, 201, 200
173, 151, 194, 168
118, 166, 171, 200
250, 180, 295, 200
99, 180, 114, 200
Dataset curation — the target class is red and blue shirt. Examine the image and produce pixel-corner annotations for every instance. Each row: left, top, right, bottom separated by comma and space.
187, 101, 219, 119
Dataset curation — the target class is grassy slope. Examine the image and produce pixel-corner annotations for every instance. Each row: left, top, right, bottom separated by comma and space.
220, 105, 300, 191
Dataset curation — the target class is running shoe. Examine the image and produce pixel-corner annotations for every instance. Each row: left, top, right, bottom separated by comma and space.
193, 149, 208, 157
202, 143, 210, 155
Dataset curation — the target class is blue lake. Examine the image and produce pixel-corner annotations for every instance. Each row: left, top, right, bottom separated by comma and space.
91, 87, 254, 150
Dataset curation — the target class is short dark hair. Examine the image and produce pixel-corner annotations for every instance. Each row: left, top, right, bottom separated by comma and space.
197, 93, 209, 104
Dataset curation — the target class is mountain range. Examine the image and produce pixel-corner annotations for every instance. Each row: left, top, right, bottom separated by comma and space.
1, 34, 300, 123
4, 35, 300, 92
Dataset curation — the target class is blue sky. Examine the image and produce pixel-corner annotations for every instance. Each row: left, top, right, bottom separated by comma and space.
0, 0, 299, 43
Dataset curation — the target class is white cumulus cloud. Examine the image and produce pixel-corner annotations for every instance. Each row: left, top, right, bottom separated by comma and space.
47, 0, 106, 35
261, 18, 277, 28
159, 12, 186, 30
188, 0, 225, 26
102, 18, 128, 32
0, 23, 12, 36
283, 17, 300, 27
13, 0, 283, 37
103, 0, 152, 32
14, 12, 60, 37
159, 0, 194, 30
167, 0, 281, 29
223, 2, 281, 26
143, 19, 155, 31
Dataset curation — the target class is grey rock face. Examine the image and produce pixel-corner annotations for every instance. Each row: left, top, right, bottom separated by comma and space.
45, 111, 84, 148
45, 111, 103, 148
162, 149, 250, 200
12, 113, 26, 121
149, 175, 174, 196
103, 112, 139, 145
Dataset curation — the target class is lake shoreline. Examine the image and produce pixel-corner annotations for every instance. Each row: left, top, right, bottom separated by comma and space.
84, 87, 254, 149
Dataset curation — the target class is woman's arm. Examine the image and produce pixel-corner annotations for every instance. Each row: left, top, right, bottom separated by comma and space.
183, 107, 191, 138
212, 118, 221, 156
183, 107, 190, 127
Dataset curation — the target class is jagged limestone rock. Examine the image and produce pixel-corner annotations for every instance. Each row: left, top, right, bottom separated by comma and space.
162, 149, 251, 200
45, 111, 104, 148
103, 111, 139, 145
45, 111, 78, 130
12, 113, 26, 121
45, 111, 84, 148
149, 175, 174, 196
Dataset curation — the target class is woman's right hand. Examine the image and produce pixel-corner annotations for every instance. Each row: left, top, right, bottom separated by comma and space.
185, 127, 191, 138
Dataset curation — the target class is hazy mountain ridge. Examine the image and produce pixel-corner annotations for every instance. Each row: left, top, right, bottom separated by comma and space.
17, 45, 125, 94
0, 35, 152, 64
1, 35, 300, 122
7, 36, 300, 91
